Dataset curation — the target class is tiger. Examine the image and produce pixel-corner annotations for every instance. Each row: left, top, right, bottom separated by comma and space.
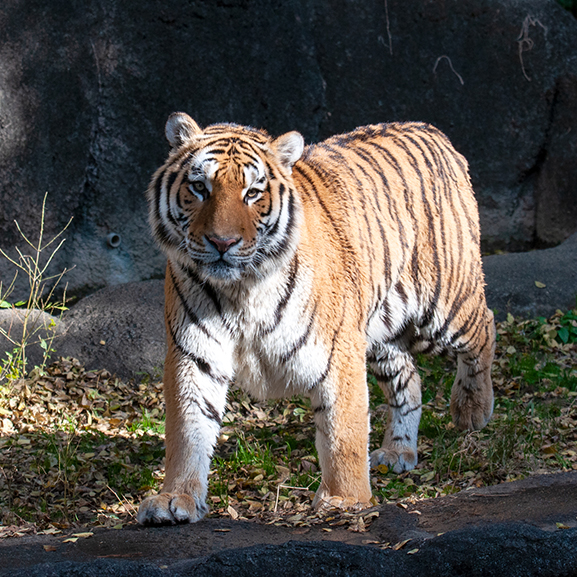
136, 112, 496, 525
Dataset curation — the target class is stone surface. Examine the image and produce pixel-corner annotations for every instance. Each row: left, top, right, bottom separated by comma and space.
55, 280, 166, 379
483, 231, 577, 320
2, 472, 577, 576
1, 0, 577, 299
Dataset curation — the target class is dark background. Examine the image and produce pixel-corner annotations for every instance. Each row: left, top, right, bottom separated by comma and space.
1, 0, 576, 298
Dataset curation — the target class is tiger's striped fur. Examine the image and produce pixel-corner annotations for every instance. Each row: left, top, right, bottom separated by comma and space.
137, 112, 495, 525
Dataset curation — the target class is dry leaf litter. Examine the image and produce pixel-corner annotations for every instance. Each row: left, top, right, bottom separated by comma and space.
0, 311, 576, 540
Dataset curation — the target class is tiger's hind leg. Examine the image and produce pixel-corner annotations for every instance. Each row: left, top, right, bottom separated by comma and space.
450, 308, 496, 431
369, 346, 422, 473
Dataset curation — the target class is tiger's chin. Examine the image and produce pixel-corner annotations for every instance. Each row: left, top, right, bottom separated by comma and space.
195, 259, 246, 283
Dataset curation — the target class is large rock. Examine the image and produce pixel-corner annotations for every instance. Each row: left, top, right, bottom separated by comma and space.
55, 280, 166, 379
1, 0, 576, 298
3, 472, 577, 576
484, 231, 577, 320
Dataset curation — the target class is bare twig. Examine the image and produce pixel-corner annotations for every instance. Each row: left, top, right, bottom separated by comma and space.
107, 485, 138, 519
274, 477, 319, 513
517, 15, 547, 82
433, 55, 464, 86
384, 0, 393, 55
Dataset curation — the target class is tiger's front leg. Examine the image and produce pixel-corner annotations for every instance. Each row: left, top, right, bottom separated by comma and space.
137, 340, 229, 525
310, 354, 373, 511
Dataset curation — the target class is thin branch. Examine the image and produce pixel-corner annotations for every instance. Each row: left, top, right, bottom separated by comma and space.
274, 476, 319, 513
384, 0, 393, 55
517, 15, 547, 82
433, 55, 464, 86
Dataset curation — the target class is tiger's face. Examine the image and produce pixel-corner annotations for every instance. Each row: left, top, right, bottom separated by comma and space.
149, 113, 305, 283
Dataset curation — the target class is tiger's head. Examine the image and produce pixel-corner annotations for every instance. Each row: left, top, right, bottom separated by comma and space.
148, 112, 305, 283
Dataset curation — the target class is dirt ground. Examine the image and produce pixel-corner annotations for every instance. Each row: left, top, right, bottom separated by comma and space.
2, 471, 577, 576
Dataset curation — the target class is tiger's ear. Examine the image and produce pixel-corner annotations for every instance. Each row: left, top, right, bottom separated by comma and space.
272, 131, 304, 173
165, 112, 202, 148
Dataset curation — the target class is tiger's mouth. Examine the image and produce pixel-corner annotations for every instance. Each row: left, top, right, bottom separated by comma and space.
193, 253, 247, 282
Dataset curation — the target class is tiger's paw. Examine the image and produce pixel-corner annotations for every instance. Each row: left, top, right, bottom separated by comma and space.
312, 486, 373, 512
450, 389, 494, 431
312, 494, 373, 513
370, 446, 417, 474
137, 493, 208, 525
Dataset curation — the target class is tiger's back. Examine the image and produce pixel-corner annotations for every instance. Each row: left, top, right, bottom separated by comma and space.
294, 122, 487, 356
137, 114, 495, 525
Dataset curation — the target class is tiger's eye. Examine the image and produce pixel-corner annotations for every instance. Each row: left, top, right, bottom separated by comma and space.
245, 189, 260, 199
191, 181, 206, 193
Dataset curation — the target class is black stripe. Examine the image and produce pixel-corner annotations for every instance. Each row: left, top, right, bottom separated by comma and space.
318, 145, 376, 298
151, 173, 176, 248
309, 309, 347, 389
294, 164, 364, 318
166, 315, 228, 386
164, 171, 185, 232
260, 255, 299, 336
202, 398, 222, 424
432, 263, 475, 342
350, 149, 394, 286
355, 145, 410, 261
184, 266, 223, 316
280, 301, 318, 363
449, 303, 487, 352
394, 135, 443, 317
260, 188, 298, 259
259, 182, 274, 218
168, 265, 220, 344
264, 160, 277, 180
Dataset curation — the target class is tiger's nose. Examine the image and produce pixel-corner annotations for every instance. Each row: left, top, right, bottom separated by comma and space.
206, 235, 240, 255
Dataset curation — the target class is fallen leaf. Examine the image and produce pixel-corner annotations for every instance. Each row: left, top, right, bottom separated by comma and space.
535, 281, 546, 289
43, 545, 57, 552
393, 539, 411, 551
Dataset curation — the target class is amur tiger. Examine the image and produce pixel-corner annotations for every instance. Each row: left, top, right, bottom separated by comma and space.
137, 112, 496, 525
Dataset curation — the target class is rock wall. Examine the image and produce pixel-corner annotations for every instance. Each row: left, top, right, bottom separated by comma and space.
1, 0, 576, 297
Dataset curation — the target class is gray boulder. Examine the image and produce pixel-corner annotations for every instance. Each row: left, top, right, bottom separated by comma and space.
1, 0, 577, 299
484, 231, 577, 320
55, 280, 166, 379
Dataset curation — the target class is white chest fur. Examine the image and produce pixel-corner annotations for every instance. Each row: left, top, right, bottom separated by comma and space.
216, 266, 330, 400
